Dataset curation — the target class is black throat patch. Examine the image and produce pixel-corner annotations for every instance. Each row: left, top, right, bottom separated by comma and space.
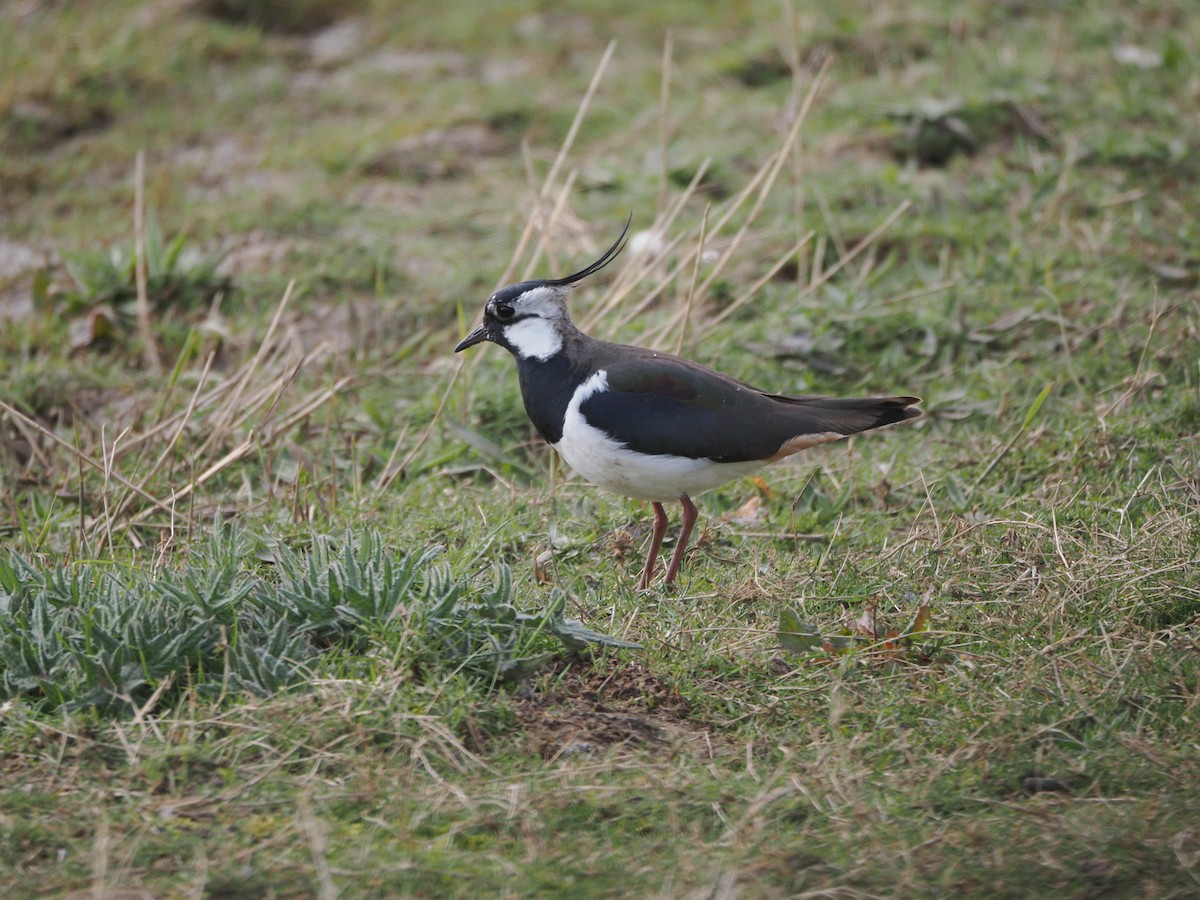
515, 352, 591, 445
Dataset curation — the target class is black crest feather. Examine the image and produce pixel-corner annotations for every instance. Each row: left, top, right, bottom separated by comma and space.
544, 214, 632, 287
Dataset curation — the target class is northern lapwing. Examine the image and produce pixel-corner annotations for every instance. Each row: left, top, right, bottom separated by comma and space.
455, 221, 922, 589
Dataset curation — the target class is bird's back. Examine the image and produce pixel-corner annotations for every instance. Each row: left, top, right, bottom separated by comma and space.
570, 337, 920, 462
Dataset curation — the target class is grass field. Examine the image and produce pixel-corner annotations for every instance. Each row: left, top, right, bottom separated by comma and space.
2, 0, 1198, 896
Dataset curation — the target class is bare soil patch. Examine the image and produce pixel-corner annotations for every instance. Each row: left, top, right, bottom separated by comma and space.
514, 656, 720, 761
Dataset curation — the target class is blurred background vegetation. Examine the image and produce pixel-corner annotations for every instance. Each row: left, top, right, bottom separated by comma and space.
1, 1, 1197, 896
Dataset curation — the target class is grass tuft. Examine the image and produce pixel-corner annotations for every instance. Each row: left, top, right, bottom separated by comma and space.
0, 526, 629, 716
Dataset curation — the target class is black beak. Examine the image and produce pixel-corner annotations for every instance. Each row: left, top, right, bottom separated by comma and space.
454, 323, 491, 353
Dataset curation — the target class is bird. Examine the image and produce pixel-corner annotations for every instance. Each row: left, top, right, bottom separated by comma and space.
455, 220, 922, 589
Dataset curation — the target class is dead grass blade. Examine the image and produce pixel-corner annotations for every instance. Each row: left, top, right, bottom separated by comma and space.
374, 361, 465, 498
133, 150, 162, 373
577, 158, 713, 333
198, 280, 295, 457
104, 350, 216, 528
694, 232, 814, 337
120, 373, 350, 531
541, 39, 617, 209
797, 199, 913, 297
657, 30, 674, 212
297, 791, 338, 900
968, 382, 1053, 501
673, 204, 709, 355
494, 40, 616, 289
597, 55, 832, 350
0, 399, 177, 517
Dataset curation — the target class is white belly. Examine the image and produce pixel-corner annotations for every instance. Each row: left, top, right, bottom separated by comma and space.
553, 370, 768, 501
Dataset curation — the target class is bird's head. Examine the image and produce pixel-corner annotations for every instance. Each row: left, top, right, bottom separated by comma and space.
454, 217, 630, 362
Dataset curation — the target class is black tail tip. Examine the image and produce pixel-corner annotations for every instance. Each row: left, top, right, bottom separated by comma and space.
885, 396, 923, 426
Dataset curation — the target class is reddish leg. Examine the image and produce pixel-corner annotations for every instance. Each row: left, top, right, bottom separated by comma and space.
663, 493, 698, 585
638, 501, 670, 590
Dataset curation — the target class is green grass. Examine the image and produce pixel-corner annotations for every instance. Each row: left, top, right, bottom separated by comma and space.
2, 0, 1199, 896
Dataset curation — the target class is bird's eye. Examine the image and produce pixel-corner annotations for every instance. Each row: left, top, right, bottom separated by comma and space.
495, 303, 516, 321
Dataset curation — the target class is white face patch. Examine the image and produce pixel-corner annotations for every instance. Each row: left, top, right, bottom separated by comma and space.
503, 317, 563, 361
490, 284, 570, 361
553, 370, 770, 501
507, 285, 564, 318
